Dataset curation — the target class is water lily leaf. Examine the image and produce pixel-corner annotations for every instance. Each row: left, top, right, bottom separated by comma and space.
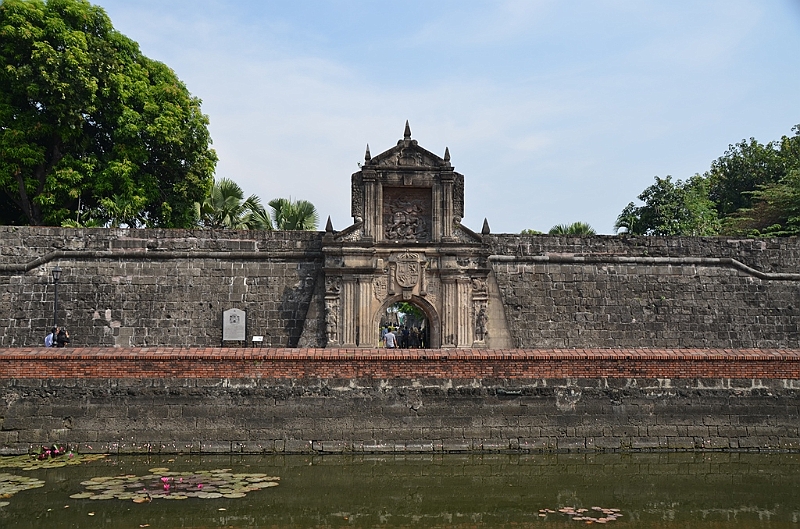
69, 493, 94, 499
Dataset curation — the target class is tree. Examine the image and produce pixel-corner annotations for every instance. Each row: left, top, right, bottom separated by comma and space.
615, 175, 718, 236
0, 0, 216, 226
548, 222, 596, 235
706, 138, 786, 217
520, 228, 543, 235
196, 178, 271, 230
268, 198, 319, 230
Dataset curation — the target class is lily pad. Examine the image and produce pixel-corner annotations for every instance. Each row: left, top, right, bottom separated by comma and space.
71, 468, 280, 503
0, 453, 108, 471
0, 474, 47, 503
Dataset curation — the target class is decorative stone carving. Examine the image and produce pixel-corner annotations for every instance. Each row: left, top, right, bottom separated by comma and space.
383, 188, 431, 242
453, 173, 465, 219
351, 174, 364, 219
325, 299, 339, 345
325, 277, 342, 294
471, 278, 487, 295
373, 276, 387, 301
396, 254, 421, 288
424, 276, 439, 305
474, 301, 488, 342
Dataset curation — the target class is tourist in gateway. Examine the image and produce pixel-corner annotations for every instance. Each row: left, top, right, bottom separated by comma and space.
384, 328, 397, 348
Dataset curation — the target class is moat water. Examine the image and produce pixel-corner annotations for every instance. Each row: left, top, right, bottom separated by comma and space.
1, 452, 799, 528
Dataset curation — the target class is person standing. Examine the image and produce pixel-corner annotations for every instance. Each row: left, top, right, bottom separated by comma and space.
44, 327, 57, 347
56, 328, 70, 348
384, 328, 397, 349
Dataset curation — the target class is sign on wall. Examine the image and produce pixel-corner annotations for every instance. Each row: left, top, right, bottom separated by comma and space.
222, 308, 246, 341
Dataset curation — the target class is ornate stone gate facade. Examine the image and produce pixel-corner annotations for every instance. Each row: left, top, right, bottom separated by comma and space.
321, 123, 511, 348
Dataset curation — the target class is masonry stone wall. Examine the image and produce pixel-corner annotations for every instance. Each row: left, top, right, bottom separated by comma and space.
0, 227, 323, 347
1, 227, 799, 348
1, 348, 798, 454
487, 235, 800, 349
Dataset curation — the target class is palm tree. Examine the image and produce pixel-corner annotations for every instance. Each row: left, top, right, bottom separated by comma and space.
196, 178, 272, 230
268, 198, 319, 230
549, 222, 596, 235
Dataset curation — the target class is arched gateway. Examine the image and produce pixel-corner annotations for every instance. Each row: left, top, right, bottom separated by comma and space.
317, 122, 511, 349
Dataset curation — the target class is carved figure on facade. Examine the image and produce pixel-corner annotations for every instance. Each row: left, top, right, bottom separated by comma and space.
325, 277, 342, 294
475, 302, 488, 342
385, 198, 429, 241
325, 299, 339, 345
471, 278, 487, 295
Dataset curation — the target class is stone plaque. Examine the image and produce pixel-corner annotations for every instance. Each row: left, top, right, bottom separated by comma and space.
222, 308, 246, 341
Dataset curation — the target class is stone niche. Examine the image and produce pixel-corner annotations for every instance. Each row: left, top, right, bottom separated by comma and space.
323, 122, 512, 349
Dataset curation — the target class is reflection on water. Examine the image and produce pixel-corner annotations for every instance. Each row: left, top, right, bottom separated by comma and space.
1, 452, 799, 528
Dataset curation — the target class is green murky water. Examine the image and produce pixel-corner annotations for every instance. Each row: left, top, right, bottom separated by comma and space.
1, 452, 799, 528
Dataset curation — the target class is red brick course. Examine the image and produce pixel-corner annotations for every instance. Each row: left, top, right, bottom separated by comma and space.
1, 347, 799, 379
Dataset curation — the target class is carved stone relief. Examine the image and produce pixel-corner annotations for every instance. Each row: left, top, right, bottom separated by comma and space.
351, 174, 364, 219
373, 276, 387, 301
325, 277, 342, 294
325, 298, 339, 345
383, 187, 431, 242
474, 300, 488, 342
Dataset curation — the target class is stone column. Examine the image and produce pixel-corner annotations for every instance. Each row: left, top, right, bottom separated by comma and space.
441, 171, 454, 240
341, 278, 358, 347
357, 277, 373, 347
362, 170, 376, 241
441, 278, 457, 347
375, 180, 383, 241
431, 183, 442, 243
457, 278, 472, 347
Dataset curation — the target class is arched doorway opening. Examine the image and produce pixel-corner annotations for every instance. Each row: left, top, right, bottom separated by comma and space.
373, 295, 440, 349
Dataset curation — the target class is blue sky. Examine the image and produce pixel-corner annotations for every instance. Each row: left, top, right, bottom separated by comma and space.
97, 0, 800, 234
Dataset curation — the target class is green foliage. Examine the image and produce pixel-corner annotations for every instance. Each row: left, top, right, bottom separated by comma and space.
615, 176, 719, 236
707, 138, 786, 217
616, 123, 800, 237
520, 228, 543, 235
0, 0, 216, 226
548, 222, 596, 235
196, 178, 271, 230
268, 197, 319, 230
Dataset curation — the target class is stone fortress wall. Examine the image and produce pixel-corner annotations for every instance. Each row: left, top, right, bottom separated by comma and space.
1, 226, 798, 349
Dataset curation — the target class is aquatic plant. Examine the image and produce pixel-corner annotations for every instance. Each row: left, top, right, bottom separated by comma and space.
70, 468, 279, 502
0, 473, 46, 507
538, 506, 623, 524
0, 453, 107, 470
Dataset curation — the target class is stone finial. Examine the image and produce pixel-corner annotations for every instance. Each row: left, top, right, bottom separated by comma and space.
444, 147, 450, 162
365, 144, 371, 161
481, 218, 491, 235
404, 120, 411, 140
325, 216, 334, 233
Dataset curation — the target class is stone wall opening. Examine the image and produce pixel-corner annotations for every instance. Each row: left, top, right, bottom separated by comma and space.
380, 301, 430, 348
373, 295, 440, 349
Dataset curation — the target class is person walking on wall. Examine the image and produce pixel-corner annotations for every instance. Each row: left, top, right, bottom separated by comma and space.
384, 327, 397, 349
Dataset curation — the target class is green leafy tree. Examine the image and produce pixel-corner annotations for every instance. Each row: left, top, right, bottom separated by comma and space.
615, 175, 718, 236
268, 197, 319, 230
0, 0, 216, 226
196, 178, 271, 230
548, 222, 596, 235
706, 138, 786, 217
520, 228, 543, 235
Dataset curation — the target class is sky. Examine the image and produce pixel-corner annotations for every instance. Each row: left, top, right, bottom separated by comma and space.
96, 0, 800, 235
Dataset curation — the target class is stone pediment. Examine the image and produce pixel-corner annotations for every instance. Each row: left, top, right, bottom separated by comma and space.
349, 122, 465, 242
364, 121, 450, 170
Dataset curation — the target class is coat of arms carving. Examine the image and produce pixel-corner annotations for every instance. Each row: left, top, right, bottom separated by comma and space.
395, 252, 422, 288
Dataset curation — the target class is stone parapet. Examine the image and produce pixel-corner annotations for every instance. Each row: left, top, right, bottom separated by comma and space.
1, 348, 799, 455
